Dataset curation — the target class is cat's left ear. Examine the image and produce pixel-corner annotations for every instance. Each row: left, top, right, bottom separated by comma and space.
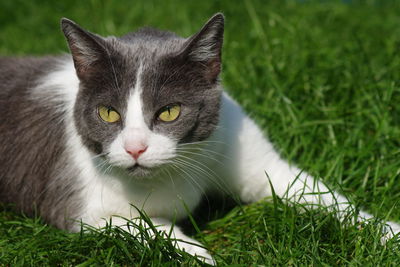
180, 13, 224, 83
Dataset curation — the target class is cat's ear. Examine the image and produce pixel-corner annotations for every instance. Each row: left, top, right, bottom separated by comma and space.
61, 18, 108, 80
180, 13, 224, 83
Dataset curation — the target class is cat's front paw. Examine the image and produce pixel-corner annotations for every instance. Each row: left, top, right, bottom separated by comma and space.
175, 238, 215, 265
380, 220, 400, 244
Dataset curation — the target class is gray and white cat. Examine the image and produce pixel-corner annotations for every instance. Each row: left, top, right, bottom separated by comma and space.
0, 13, 399, 264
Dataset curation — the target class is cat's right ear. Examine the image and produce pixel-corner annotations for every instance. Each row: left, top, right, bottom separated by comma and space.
61, 18, 107, 80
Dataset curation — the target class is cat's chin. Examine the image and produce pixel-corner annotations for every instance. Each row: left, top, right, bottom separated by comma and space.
126, 164, 153, 177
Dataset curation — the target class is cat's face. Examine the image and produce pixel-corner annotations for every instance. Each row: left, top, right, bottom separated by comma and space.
62, 14, 224, 177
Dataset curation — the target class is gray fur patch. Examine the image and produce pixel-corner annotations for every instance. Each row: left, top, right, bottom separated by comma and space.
0, 57, 82, 229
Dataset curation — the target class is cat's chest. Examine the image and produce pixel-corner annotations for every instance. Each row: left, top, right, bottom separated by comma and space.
78, 161, 215, 224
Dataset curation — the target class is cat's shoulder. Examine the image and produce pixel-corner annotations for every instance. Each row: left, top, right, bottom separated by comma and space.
0, 56, 61, 74
0, 56, 65, 95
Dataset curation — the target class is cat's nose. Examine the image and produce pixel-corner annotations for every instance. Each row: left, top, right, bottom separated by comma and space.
125, 144, 148, 160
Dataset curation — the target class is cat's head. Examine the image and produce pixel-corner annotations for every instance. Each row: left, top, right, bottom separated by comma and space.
61, 14, 224, 177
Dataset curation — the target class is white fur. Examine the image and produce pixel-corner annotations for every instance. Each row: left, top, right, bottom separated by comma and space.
33, 57, 400, 264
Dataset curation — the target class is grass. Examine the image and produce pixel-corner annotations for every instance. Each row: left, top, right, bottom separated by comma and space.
1, 0, 400, 265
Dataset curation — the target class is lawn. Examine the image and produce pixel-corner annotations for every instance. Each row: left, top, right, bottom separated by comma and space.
1, 0, 400, 265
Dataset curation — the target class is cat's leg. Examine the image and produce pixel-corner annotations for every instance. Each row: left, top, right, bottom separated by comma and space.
147, 217, 215, 265
77, 215, 214, 265
219, 94, 400, 240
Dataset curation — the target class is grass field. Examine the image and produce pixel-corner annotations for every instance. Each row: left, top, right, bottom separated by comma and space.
1, 0, 400, 265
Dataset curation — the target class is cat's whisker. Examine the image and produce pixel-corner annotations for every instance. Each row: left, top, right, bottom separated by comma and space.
178, 140, 227, 145
169, 162, 204, 195
176, 144, 228, 155
175, 154, 222, 179
104, 164, 114, 175
176, 141, 229, 158
176, 156, 235, 197
93, 158, 110, 172
174, 157, 220, 185
173, 158, 216, 187
90, 152, 110, 161
173, 158, 235, 201
93, 158, 117, 183
163, 167, 176, 190
169, 161, 213, 213
175, 148, 230, 162
175, 151, 226, 168
173, 158, 212, 176
177, 140, 228, 149
172, 157, 234, 197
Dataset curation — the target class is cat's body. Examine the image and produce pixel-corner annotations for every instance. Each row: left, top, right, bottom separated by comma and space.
0, 14, 399, 264
0, 56, 81, 229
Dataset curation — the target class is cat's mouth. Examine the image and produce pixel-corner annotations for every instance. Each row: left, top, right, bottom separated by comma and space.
126, 164, 153, 177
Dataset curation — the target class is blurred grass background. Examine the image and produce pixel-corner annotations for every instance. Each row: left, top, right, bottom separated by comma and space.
1, 0, 400, 265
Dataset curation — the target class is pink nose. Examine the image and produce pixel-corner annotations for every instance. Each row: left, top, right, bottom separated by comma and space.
125, 145, 148, 160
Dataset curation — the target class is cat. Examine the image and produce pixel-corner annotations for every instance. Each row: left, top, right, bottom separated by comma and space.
0, 13, 399, 264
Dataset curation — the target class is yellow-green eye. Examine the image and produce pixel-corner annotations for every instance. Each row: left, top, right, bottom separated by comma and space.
158, 104, 181, 122
98, 105, 121, 123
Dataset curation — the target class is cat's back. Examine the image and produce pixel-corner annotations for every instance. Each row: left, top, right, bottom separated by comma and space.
0, 56, 75, 224
0, 56, 63, 141
0, 56, 58, 95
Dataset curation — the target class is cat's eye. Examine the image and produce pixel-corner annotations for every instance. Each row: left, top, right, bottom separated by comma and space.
98, 105, 121, 123
157, 104, 181, 122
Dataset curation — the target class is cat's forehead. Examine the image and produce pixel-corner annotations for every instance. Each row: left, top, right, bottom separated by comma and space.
98, 30, 193, 101
112, 27, 186, 60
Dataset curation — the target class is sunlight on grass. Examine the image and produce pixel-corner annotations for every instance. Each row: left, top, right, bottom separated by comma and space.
1, 0, 400, 265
